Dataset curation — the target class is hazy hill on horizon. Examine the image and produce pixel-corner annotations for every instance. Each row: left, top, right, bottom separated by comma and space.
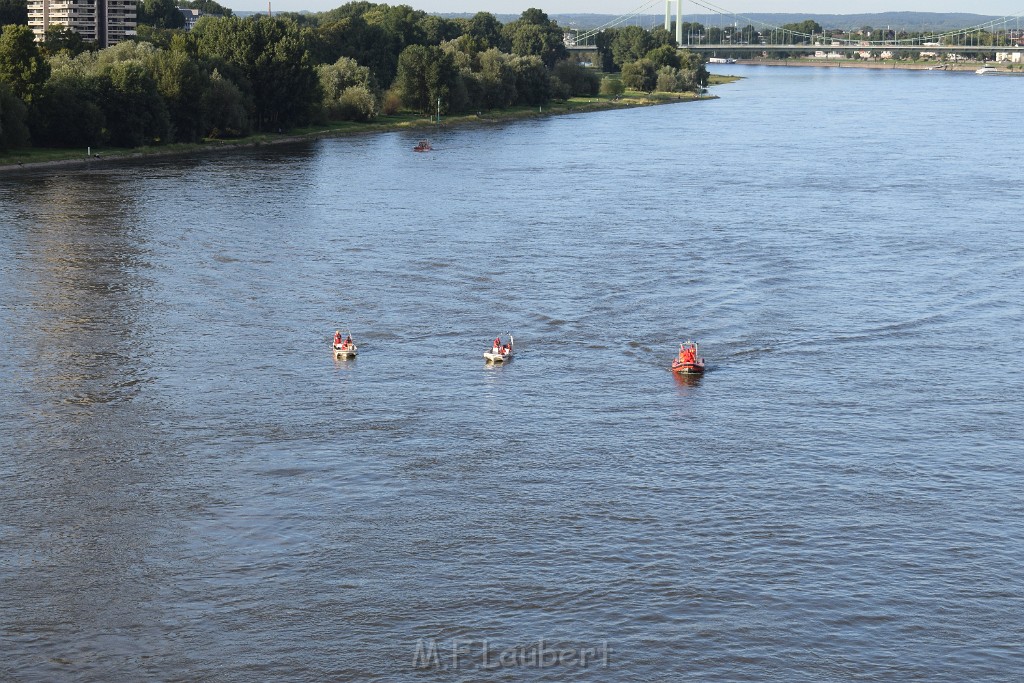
476, 12, 1001, 33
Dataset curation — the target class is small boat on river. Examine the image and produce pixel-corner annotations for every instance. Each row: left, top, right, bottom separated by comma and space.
976, 64, 1000, 75
333, 330, 357, 358
413, 140, 432, 152
484, 334, 514, 363
671, 340, 705, 375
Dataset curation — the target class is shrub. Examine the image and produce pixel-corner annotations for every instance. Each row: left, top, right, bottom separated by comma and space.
381, 89, 402, 115
551, 59, 600, 97
337, 85, 377, 122
600, 76, 625, 97
621, 58, 656, 92
549, 74, 571, 100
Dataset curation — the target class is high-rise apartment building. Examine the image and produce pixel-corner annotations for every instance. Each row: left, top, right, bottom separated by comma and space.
27, 0, 137, 48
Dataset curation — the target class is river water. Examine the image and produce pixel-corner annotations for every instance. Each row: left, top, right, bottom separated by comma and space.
1, 65, 1022, 681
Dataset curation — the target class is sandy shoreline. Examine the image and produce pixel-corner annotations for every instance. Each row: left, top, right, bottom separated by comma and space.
0, 135, 315, 173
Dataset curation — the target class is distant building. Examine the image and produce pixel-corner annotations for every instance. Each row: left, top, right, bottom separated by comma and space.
27, 0, 137, 48
995, 51, 1022, 63
179, 8, 203, 31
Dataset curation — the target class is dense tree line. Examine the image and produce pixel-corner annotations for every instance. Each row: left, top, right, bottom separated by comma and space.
1, 3, 707, 152
592, 25, 708, 92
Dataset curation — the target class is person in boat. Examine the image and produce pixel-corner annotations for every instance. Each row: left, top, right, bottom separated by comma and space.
334, 331, 343, 346
493, 337, 502, 353
344, 335, 353, 349
502, 343, 510, 355
680, 345, 696, 364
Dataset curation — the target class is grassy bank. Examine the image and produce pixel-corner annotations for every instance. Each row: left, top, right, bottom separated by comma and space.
1, 81, 735, 172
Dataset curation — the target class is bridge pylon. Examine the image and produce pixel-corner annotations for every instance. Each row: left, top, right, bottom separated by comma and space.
665, 0, 683, 45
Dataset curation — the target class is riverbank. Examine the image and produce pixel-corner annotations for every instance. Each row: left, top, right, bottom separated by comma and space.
1, 79, 736, 174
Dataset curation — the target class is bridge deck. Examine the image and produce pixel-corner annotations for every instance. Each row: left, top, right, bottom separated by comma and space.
568, 43, 1022, 53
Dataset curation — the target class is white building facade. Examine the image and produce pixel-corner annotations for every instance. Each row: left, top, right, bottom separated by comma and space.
27, 0, 137, 48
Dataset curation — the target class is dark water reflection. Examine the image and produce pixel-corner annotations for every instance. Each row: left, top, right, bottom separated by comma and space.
2, 66, 1023, 681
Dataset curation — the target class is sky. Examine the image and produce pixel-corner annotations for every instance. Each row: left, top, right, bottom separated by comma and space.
241, 1, 1024, 16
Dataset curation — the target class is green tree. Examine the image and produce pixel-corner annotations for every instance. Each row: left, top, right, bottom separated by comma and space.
649, 27, 676, 48
519, 8, 549, 25
551, 59, 599, 97
501, 8, 567, 68
509, 54, 548, 105
202, 68, 249, 137
645, 44, 680, 70
29, 62, 106, 147
656, 66, 685, 92
477, 47, 515, 109
274, 12, 319, 28
594, 28, 617, 72
42, 24, 91, 57
781, 20, 822, 43
150, 43, 210, 142
319, 1, 376, 23
0, 80, 30, 149
192, 16, 320, 130
621, 58, 656, 92
0, 24, 49, 104
0, 0, 27, 27
318, 55, 375, 120
318, 55, 371, 95
364, 3, 425, 51
394, 43, 458, 114
467, 11, 503, 49
417, 14, 459, 46
134, 25, 181, 49
311, 16, 398, 87
611, 26, 655, 70
678, 49, 708, 88
138, 0, 187, 30
446, 32, 486, 62
94, 60, 172, 146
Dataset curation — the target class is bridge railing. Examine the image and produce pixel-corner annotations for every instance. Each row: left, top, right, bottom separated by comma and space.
567, 3, 1024, 52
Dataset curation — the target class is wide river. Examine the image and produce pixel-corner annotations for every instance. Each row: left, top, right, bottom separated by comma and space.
2, 65, 1022, 681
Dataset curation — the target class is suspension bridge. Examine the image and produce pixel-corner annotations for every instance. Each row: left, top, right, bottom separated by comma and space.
567, 1, 1024, 58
